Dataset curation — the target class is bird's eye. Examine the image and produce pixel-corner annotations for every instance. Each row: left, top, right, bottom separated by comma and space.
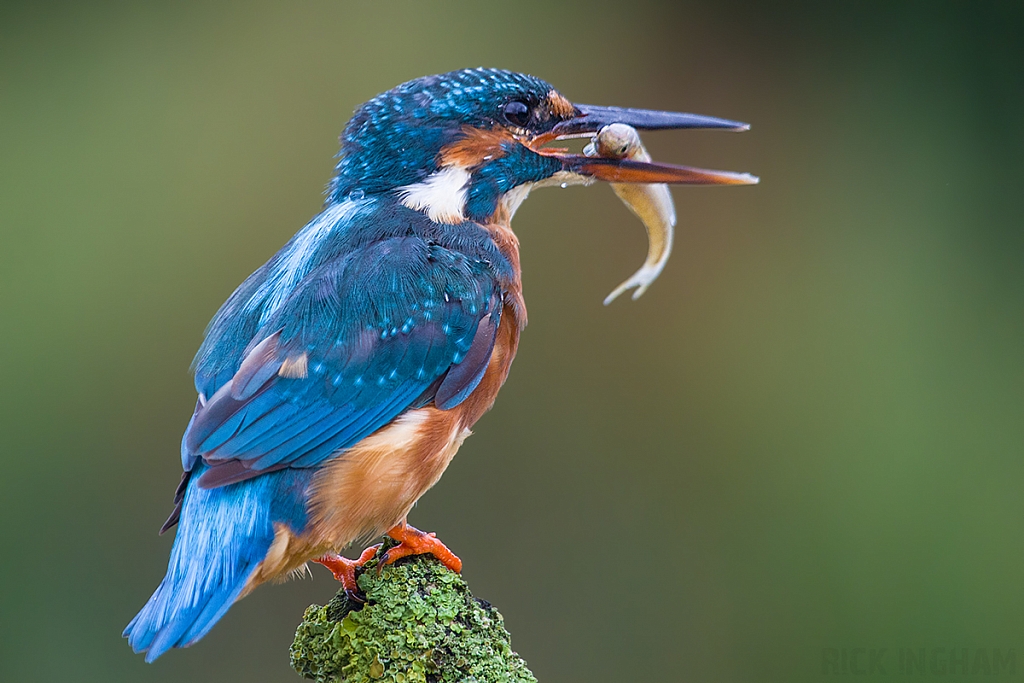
503, 100, 531, 128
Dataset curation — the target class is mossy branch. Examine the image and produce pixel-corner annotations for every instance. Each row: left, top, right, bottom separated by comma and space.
291, 542, 536, 683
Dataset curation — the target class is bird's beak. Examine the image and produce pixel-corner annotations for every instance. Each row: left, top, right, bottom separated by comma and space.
533, 103, 758, 186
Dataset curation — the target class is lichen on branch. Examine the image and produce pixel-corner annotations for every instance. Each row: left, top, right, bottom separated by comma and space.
290, 544, 536, 683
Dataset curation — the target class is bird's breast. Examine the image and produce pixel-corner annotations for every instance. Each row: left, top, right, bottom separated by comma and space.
481, 220, 526, 328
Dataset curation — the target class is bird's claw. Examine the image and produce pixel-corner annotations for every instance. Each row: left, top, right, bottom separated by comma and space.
312, 544, 381, 599
378, 523, 463, 574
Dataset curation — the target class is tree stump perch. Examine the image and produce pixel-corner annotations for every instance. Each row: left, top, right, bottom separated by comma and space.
290, 542, 536, 683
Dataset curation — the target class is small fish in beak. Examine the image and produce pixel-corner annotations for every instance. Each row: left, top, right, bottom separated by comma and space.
584, 124, 676, 304
528, 100, 757, 301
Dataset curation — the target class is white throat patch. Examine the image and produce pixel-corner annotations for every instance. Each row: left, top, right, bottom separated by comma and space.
397, 165, 471, 224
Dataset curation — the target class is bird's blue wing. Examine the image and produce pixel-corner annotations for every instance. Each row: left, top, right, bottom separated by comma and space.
181, 236, 502, 489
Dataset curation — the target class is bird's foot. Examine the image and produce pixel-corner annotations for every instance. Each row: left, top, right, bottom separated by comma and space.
379, 522, 462, 574
312, 545, 380, 603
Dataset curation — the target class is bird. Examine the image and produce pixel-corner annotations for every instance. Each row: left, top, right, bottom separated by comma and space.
124, 67, 756, 661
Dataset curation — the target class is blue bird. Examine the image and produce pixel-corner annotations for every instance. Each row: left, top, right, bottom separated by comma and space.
124, 68, 755, 661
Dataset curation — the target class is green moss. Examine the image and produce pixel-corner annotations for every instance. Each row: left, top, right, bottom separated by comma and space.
290, 544, 537, 683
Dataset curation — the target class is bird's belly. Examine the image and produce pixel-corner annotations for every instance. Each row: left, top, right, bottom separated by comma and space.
307, 406, 471, 551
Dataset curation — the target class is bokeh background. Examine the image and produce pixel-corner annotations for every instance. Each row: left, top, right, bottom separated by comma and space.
2, 1, 1023, 681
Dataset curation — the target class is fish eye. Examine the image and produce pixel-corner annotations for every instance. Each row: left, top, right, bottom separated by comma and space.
502, 100, 531, 128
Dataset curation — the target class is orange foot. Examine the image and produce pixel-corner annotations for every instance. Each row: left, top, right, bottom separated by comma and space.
312, 544, 380, 602
379, 521, 463, 574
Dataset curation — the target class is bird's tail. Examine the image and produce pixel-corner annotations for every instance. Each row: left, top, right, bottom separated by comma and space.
123, 467, 278, 662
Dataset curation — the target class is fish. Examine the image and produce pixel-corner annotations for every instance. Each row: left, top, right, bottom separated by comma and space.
584, 123, 677, 304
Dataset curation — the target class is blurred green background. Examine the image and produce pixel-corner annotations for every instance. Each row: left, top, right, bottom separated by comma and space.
2, 1, 1022, 681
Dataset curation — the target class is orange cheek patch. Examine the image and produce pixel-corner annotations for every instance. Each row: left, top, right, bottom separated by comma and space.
439, 126, 514, 169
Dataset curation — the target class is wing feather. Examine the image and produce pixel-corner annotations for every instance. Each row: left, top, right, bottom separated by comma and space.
181, 235, 502, 490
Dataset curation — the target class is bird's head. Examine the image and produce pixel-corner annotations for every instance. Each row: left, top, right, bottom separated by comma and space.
329, 68, 755, 224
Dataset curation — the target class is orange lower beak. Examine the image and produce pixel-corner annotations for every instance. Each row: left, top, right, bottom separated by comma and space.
563, 155, 758, 185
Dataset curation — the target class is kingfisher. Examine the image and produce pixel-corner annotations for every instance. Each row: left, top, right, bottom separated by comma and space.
124, 68, 755, 661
